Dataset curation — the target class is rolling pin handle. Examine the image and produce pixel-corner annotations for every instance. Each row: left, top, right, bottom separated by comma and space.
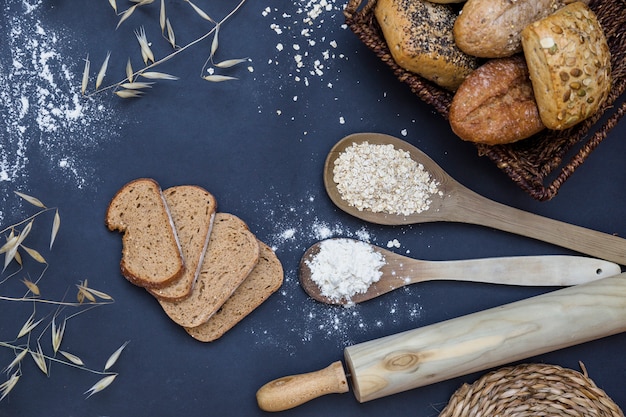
256, 361, 349, 412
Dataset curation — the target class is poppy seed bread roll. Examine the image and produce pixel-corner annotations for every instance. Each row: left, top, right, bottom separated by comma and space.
521, 2, 611, 130
374, 0, 479, 91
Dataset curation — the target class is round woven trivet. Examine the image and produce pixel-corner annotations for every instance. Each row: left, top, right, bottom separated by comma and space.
439, 363, 624, 417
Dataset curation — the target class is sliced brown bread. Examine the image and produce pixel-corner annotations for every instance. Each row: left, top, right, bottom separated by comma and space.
158, 213, 260, 327
185, 241, 283, 342
105, 178, 185, 289
148, 185, 217, 301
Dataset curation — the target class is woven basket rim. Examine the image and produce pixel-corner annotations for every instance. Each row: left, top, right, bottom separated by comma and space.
438, 363, 625, 417
344, 0, 626, 201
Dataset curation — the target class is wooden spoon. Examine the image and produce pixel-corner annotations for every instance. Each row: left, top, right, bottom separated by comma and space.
300, 238, 621, 305
324, 132, 626, 265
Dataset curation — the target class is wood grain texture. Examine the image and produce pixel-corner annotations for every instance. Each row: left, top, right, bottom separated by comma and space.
324, 133, 626, 265
344, 273, 626, 402
256, 361, 349, 412
299, 238, 621, 305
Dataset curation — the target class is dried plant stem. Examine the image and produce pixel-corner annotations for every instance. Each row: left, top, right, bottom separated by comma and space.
91, 0, 247, 96
0, 207, 57, 236
0, 295, 113, 307
0, 342, 114, 376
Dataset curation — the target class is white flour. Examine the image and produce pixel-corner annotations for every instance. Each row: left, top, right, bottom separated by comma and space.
0, 0, 118, 223
306, 238, 385, 303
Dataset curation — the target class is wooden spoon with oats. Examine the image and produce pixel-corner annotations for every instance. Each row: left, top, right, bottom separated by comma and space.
324, 133, 626, 265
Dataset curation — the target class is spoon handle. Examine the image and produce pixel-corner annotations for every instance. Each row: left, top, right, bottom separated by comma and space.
454, 189, 626, 265
398, 256, 620, 287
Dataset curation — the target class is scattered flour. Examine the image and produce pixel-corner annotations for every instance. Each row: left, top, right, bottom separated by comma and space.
245, 191, 423, 352
0, 0, 118, 223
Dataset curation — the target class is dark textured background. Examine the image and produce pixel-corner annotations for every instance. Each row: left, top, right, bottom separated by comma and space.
0, 0, 624, 416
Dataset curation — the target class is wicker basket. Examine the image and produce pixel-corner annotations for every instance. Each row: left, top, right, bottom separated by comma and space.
439, 363, 625, 417
344, 0, 626, 201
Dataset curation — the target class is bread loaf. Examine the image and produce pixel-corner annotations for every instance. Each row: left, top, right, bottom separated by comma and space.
454, 0, 589, 58
374, 0, 479, 90
158, 212, 260, 328
185, 241, 283, 342
449, 55, 546, 145
521, 2, 611, 130
105, 178, 185, 289
148, 186, 217, 301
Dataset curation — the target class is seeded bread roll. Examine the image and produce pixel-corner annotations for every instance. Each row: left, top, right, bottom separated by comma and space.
454, 0, 589, 58
521, 2, 611, 130
185, 241, 284, 342
158, 213, 260, 328
449, 55, 546, 145
148, 186, 216, 301
105, 178, 185, 289
374, 0, 479, 90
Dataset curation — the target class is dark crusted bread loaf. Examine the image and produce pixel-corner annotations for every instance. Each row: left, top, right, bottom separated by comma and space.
374, 0, 479, 91
148, 186, 217, 301
105, 178, 185, 289
521, 1, 611, 130
449, 55, 546, 145
185, 241, 283, 342
158, 213, 260, 328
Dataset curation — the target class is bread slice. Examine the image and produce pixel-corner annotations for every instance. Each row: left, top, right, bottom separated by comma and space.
105, 178, 185, 289
148, 186, 217, 301
185, 241, 283, 342
158, 213, 260, 327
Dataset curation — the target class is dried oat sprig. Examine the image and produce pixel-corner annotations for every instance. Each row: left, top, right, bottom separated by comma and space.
134, 26, 155, 65
165, 18, 176, 49
85, 374, 117, 398
87, 0, 247, 97
104, 340, 129, 371
81, 55, 90, 95
116, 0, 154, 29
0, 371, 20, 401
96, 52, 111, 90
184, 0, 215, 23
0, 192, 121, 402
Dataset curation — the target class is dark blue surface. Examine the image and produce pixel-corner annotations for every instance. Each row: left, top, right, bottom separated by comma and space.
0, 1, 624, 416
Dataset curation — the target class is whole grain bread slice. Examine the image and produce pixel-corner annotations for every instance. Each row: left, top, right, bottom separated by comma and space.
158, 212, 260, 327
184, 240, 283, 342
148, 185, 217, 301
105, 178, 185, 289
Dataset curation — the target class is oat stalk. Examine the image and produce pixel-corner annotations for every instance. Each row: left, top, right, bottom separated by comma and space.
0, 192, 121, 402
87, 0, 247, 97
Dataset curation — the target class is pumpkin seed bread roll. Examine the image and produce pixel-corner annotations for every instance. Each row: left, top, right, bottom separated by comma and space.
521, 1, 611, 130
374, 0, 479, 91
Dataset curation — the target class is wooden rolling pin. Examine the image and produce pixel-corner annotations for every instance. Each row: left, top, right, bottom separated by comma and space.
257, 273, 626, 411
